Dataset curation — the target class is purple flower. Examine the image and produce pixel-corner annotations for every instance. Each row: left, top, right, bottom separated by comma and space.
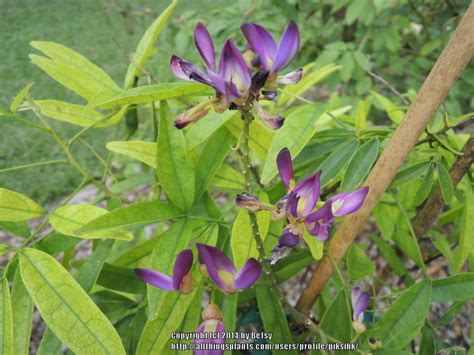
170, 23, 252, 128
135, 249, 194, 294
194, 305, 225, 355
351, 287, 370, 334
351, 287, 370, 321
196, 243, 262, 294
305, 187, 369, 242
241, 21, 302, 85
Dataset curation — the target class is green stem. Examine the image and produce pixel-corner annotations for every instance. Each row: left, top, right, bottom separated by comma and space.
27, 99, 111, 196
0, 159, 68, 174
240, 111, 322, 339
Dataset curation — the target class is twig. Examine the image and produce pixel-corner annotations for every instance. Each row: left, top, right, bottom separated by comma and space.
366, 70, 410, 105
296, 4, 474, 314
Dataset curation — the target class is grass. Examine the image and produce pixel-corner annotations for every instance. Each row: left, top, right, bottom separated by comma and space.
0, 0, 170, 203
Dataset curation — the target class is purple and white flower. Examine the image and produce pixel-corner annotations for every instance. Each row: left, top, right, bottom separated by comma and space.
135, 249, 194, 294
194, 304, 225, 355
351, 287, 370, 334
196, 243, 262, 294
241, 21, 302, 86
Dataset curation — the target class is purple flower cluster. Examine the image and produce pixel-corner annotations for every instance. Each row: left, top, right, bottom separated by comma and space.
272, 148, 369, 255
170, 21, 302, 129
135, 244, 262, 295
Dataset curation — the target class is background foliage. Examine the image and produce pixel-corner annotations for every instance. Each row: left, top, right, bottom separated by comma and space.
0, 0, 473, 354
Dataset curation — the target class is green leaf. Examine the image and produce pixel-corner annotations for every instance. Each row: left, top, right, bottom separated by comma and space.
107, 140, 156, 168
96, 264, 146, 294
222, 293, 238, 333
261, 104, 327, 184
11, 270, 33, 355
341, 139, 379, 191
184, 111, 238, 150
34, 100, 125, 127
38, 239, 116, 353
437, 162, 453, 204
0, 221, 30, 238
19, 248, 126, 354
91, 291, 136, 322
436, 301, 466, 326
318, 140, 359, 185
99, 83, 211, 107
136, 290, 197, 354
414, 167, 434, 206
76, 240, 115, 291
148, 219, 195, 319
391, 161, 431, 188
0, 244, 9, 256
256, 281, 296, 353
392, 198, 425, 270
194, 127, 234, 200
340, 51, 355, 82
453, 184, 473, 272
368, 280, 432, 349
419, 325, 436, 355
77, 201, 183, 234
370, 234, 413, 284
112, 236, 160, 268
0, 188, 44, 221
371, 90, 405, 123
50, 204, 133, 240
320, 289, 353, 342
231, 193, 270, 269
345, 0, 365, 24
303, 230, 324, 260
157, 101, 195, 211
0, 277, 14, 355
10, 82, 34, 113
124, 0, 178, 88
346, 244, 375, 281
432, 273, 474, 302
212, 164, 245, 191
30, 41, 121, 102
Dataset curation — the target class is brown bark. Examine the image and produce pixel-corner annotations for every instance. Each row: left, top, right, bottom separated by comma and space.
413, 134, 474, 238
296, 4, 474, 314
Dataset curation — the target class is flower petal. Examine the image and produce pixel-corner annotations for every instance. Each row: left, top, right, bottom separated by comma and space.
219, 39, 251, 93
330, 186, 369, 217
272, 20, 300, 72
194, 23, 215, 71
254, 101, 284, 130
170, 55, 211, 85
174, 107, 209, 129
196, 243, 236, 292
278, 68, 303, 84
305, 202, 333, 241
233, 258, 262, 290
134, 268, 174, 291
172, 249, 194, 290
290, 170, 321, 217
241, 23, 277, 71
278, 228, 300, 247
195, 319, 226, 354
277, 148, 293, 190
353, 290, 370, 321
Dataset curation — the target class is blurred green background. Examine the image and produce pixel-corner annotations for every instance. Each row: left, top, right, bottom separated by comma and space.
0, 0, 471, 203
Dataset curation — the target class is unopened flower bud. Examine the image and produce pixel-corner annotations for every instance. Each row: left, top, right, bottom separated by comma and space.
352, 319, 366, 334
202, 304, 223, 321
236, 192, 262, 212
271, 196, 288, 221
368, 337, 382, 350
179, 273, 194, 295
